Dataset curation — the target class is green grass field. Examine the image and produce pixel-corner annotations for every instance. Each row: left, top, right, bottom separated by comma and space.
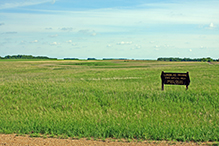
0, 60, 219, 142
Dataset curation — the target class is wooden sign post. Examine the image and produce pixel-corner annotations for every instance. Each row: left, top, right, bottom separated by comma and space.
161, 71, 190, 90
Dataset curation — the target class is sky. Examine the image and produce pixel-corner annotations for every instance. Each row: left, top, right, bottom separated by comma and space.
0, 0, 219, 59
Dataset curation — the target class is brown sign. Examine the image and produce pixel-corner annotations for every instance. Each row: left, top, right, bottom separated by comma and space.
161, 71, 190, 90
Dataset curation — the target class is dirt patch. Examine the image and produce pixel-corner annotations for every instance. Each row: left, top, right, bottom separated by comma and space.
0, 134, 212, 146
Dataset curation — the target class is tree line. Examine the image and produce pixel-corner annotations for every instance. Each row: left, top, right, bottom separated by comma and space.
157, 57, 219, 62
0, 55, 57, 60
1, 55, 218, 62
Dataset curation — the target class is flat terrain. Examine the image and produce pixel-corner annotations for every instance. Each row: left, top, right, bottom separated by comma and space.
0, 60, 219, 143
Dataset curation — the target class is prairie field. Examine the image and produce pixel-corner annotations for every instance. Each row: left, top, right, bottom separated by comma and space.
0, 60, 219, 142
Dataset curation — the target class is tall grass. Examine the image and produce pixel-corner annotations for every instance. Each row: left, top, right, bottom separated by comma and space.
0, 60, 218, 141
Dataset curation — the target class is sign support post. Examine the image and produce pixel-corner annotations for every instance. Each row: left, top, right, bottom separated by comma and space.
161, 71, 164, 91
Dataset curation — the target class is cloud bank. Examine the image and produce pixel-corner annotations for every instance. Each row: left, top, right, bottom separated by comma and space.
0, 0, 53, 9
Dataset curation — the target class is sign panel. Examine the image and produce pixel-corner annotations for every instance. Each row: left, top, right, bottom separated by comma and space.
161, 71, 190, 90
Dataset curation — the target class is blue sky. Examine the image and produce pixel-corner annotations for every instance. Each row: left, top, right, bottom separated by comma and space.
0, 0, 218, 59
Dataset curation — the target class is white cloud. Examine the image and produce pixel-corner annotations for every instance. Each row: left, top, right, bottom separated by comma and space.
49, 34, 58, 37
209, 22, 216, 29
45, 27, 53, 30
131, 44, 141, 50
204, 22, 216, 29
50, 42, 60, 45
0, 0, 52, 9
200, 46, 208, 49
60, 27, 73, 31
78, 29, 97, 36
190, 49, 192, 52
210, 23, 214, 27
51, 0, 56, 4
4, 32, 17, 34
66, 40, 72, 43
136, 44, 141, 49
117, 41, 132, 45
164, 44, 170, 48
154, 45, 160, 50
92, 33, 97, 36
30, 40, 38, 43
2, 1, 219, 35
66, 40, 76, 46
107, 44, 112, 47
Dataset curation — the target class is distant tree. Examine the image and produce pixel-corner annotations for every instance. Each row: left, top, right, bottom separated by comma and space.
103, 58, 113, 60
118, 58, 127, 60
87, 58, 96, 60
201, 58, 207, 62
157, 57, 215, 62
2, 55, 57, 60
64, 58, 79, 60
206, 57, 213, 62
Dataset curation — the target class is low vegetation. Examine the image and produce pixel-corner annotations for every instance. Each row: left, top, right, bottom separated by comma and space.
157, 57, 218, 62
0, 55, 57, 60
0, 60, 218, 142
